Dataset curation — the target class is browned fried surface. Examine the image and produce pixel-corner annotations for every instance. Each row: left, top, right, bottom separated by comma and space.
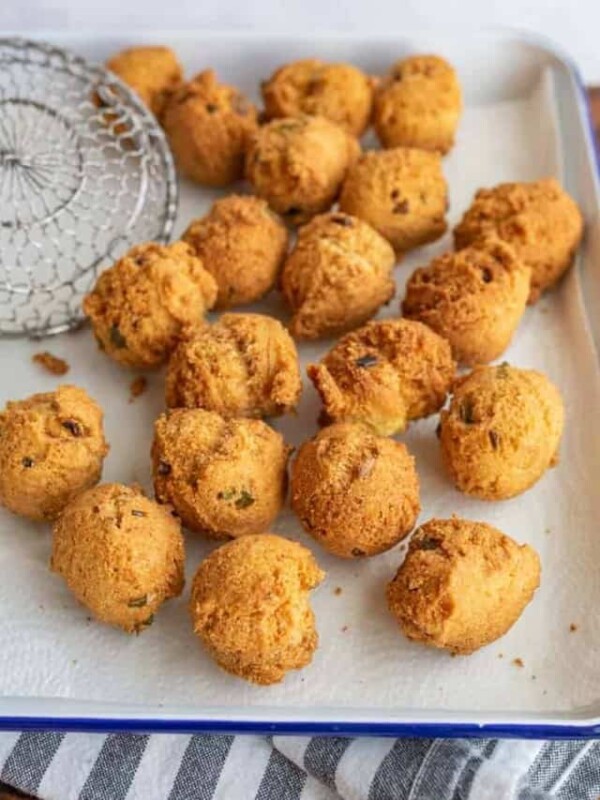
291, 423, 420, 558
51, 483, 184, 633
162, 70, 258, 186
129, 376, 148, 402
106, 46, 183, 118
189, 534, 324, 684
373, 55, 462, 154
262, 58, 374, 135
439, 364, 564, 500
386, 517, 540, 654
83, 241, 217, 370
308, 319, 455, 435
453, 178, 583, 303
166, 312, 302, 417
0, 385, 108, 521
281, 212, 395, 340
339, 147, 448, 253
152, 408, 290, 539
402, 239, 530, 365
183, 195, 289, 309
245, 115, 360, 225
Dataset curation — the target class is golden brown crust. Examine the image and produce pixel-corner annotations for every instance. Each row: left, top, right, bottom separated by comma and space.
281, 212, 395, 339
402, 239, 531, 365
83, 241, 218, 370
106, 46, 183, 118
0, 385, 108, 521
152, 408, 291, 539
307, 319, 455, 435
338, 148, 448, 253
51, 483, 184, 633
439, 364, 565, 500
245, 115, 361, 225
162, 70, 258, 186
165, 312, 302, 417
386, 517, 541, 654
261, 58, 374, 135
291, 423, 420, 558
453, 178, 584, 303
189, 534, 324, 684
182, 195, 289, 309
374, 55, 462, 154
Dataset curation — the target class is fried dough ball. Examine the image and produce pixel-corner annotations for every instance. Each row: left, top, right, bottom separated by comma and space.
339, 148, 448, 253
245, 115, 360, 225
182, 195, 289, 309
386, 517, 541, 654
51, 483, 184, 633
189, 534, 324, 684
152, 409, 290, 539
439, 364, 564, 500
162, 70, 258, 186
0, 385, 108, 522
402, 240, 531, 365
261, 59, 374, 136
83, 241, 217, 370
373, 55, 462, 154
281, 212, 395, 339
105, 46, 183, 118
291, 423, 420, 558
307, 319, 456, 436
166, 313, 302, 417
453, 178, 584, 303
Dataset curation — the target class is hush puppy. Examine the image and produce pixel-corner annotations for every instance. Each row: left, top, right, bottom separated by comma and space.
439, 364, 565, 500
189, 534, 324, 684
339, 148, 448, 253
51, 483, 185, 633
373, 55, 462, 154
402, 239, 531, 365
166, 312, 302, 417
162, 70, 258, 186
308, 319, 455, 435
182, 195, 289, 309
0, 385, 108, 521
291, 423, 420, 558
261, 58, 374, 136
454, 178, 584, 303
83, 241, 217, 370
152, 408, 290, 539
281, 212, 395, 339
245, 115, 360, 225
105, 45, 183, 118
386, 517, 541, 654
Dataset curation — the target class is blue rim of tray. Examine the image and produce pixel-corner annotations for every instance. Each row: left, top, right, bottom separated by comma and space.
0, 28, 599, 739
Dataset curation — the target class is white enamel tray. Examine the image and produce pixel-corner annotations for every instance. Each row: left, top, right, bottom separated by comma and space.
0, 29, 599, 737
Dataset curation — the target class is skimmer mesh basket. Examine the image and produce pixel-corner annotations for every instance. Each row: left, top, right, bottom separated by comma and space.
0, 37, 178, 337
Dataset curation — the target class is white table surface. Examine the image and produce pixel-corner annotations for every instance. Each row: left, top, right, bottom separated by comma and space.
2, 0, 600, 83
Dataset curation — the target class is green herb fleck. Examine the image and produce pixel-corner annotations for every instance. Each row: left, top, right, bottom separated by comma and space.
235, 490, 255, 509
128, 595, 148, 608
351, 548, 366, 557
459, 400, 475, 424
22, 457, 34, 468
418, 537, 440, 551
488, 430, 500, 449
109, 325, 127, 349
217, 488, 237, 501
134, 614, 154, 634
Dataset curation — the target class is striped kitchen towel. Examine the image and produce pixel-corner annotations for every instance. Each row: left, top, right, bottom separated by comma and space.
0, 732, 599, 800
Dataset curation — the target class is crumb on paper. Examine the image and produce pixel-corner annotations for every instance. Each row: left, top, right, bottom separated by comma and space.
129, 375, 148, 402
497, 653, 504, 659
333, 586, 343, 596
531, 674, 537, 680
512, 658, 524, 668
341, 625, 349, 633
545, 527, 551, 534
570, 623, 578, 632
32, 351, 69, 376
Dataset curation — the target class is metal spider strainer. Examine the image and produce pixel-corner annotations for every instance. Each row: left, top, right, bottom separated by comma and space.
0, 37, 178, 338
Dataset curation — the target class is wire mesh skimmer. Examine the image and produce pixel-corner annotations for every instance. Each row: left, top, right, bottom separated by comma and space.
0, 37, 178, 338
